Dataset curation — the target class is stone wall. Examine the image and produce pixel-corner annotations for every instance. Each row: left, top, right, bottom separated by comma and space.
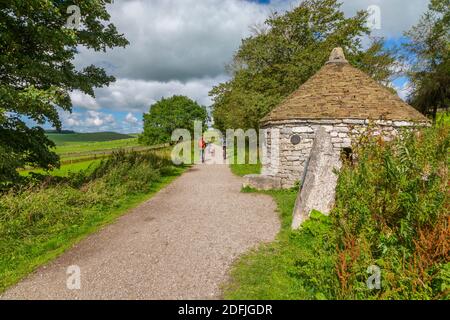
261, 119, 420, 188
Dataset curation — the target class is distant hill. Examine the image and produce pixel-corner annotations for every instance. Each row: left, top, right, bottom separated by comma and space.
45, 130, 76, 134
46, 131, 135, 146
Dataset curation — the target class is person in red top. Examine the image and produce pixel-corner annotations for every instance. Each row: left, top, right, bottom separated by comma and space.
198, 136, 206, 163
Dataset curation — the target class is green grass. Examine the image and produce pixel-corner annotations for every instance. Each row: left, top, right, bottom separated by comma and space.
22, 145, 171, 178
229, 145, 261, 177
22, 135, 162, 176
0, 152, 189, 293
224, 186, 338, 300
20, 159, 103, 177
54, 138, 140, 156
226, 157, 337, 300
46, 132, 134, 146
437, 111, 450, 126
19, 133, 141, 175
230, 163, 261, 177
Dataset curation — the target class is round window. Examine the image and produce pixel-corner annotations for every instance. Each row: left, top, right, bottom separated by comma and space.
290, 134, 301, 145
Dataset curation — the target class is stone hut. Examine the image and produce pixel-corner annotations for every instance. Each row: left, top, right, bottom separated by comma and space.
253, 47, 429, 190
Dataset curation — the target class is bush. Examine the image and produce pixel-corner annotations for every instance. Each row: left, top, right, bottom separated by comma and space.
139, 95, 208, 145
226, 124, 449, 300
332, 124, 449, 299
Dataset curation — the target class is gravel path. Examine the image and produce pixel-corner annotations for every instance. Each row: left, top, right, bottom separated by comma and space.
1, 149, 279, 300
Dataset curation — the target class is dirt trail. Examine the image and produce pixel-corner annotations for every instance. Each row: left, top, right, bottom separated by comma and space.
1, 146, 279, 300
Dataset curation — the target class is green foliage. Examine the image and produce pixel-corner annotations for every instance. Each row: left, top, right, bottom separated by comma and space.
404, 0, 450, 120
139, 95, 208, 146
0, 118, 59, 189
227, 125, 449, 300
286, 211, 339, 300
0, 150, 185, 292
0, 0, 128, 183
333, 124, 449, 299
437, 111, 450, 126
210, 0, 398, 131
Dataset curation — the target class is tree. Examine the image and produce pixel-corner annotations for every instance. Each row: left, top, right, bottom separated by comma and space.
403, 0, 449, 121
139, 96, 208, 146
210, 0, 399, 131
0, 0, 128, 186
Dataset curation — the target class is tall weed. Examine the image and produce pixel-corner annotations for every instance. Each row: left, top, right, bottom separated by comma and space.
333, 124, 449, 299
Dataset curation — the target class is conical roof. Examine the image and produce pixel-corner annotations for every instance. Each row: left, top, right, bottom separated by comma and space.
261, 48, 428, 124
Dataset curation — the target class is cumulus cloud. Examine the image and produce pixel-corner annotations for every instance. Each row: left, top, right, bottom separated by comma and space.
57, 109, 142, 133
84, 111, 115, 127
71, 76, 228, 113
65, 0, 429, 133
340, 0, 429, 38
70, 90, 101, 110
74, 0, 427, 83
74, 0, 274, 82
60, 110, 115, 132
125, 112, 138, 124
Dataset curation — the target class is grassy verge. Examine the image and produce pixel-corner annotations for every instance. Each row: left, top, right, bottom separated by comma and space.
0, 151, 188, 293
224, 186, 338, 300
230, 163, 261, 177
227, 152, 336, 300
229, 144, 261, 177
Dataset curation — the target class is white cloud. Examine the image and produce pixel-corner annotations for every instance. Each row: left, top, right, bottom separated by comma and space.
74, 0, 273, 82
70, 90, 100, 110
62, 112, 82, 127
125, 112, 138, 124
340, 0, 429, 38
71, 76, 228, 112
84, 111, 115, 127
59, 110, 116, 132
65, 0, 429, 133
74, 0, 428, 82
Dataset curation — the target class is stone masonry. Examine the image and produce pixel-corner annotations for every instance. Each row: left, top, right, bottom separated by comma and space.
261, 119, 421, 188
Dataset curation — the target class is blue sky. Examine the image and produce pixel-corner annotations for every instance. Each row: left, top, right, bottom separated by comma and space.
40, 0, 430, 133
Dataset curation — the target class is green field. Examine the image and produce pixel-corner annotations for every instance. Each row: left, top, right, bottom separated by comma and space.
54, 138, 139, 154
21, 159, 103, 177
21, 132, 149, 176
46, 132, 134, 146
22, 132, 173, 177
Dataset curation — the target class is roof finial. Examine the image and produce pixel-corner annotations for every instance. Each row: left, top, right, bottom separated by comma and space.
327, 47, 348, 64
